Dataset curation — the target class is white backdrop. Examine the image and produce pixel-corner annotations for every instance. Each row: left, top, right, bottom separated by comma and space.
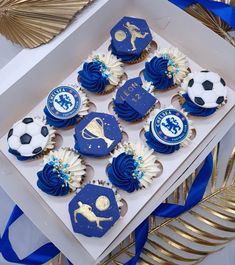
0, 34, 235, 265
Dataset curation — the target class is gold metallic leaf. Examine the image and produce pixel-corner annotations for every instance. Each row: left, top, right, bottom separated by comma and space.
100, 146, 235, 265
185, 2, 235, 46
0, 0, 93, 48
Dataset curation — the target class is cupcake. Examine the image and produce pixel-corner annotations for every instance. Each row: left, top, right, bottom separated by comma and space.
110, 16, 153, 64
179, 70, 227, 117
107, 142, 159, 193
44, 85, 89, 129
69, 181, 122, 237
144, 107, 192, 154
37, 148, 86, 196
74, 112, 122, 157
113, 77, 156, 122
7, 117, 56, 161
78, 51, 124, 94
144, 47, 189, 90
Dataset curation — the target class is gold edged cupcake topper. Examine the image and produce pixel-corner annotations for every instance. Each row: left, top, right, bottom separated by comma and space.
0, 0, 93, 48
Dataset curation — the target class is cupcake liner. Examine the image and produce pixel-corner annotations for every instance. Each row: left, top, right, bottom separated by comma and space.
124, 41, 154, 64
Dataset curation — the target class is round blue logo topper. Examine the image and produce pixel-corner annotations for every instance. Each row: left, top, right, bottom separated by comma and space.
151, 108, 189, 146
46, 86, 81, 120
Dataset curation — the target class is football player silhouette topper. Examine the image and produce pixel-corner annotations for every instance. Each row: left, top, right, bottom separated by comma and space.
69, 183, 121, 237
110, 16, 152, 63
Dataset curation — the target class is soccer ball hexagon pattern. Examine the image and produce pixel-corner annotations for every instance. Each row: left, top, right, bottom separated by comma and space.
187, 71, 227, 108
7, 117, 49, 157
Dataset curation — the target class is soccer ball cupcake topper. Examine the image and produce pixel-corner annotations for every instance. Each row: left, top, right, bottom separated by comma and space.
180, 70, 227, 117
7, 117, 56, 160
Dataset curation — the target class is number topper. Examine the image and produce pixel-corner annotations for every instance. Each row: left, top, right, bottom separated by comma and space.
115, 77, 156, 116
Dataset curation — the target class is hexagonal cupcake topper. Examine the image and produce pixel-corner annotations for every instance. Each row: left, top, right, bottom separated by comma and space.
111, 16, 152, 56
74, 112, 122, 156
69, 184, 120, 237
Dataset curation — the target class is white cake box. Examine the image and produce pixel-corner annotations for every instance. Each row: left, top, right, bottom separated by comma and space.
0, 0, 234, 264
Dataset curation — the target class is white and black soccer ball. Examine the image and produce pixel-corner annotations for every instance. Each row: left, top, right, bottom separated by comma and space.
7, 117, 50, 158
186, 70, 227, 108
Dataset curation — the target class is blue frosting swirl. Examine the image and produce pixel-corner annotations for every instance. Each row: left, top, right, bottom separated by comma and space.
113, 100, 142, 121
182, 93, 217, 117
107, 153, 140, 193
44, 107, 78, 128
144, 56, 174, 90
8, 148, 37, 161
37, 164, 70, 196
78, 62, 110, 93
144, 128, 180, 154
111, 41, 141, 62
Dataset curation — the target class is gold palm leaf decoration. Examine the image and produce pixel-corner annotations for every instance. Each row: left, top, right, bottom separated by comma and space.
0, 0, 93, 48
185, 0, 235, 46
100, 144, 235, 265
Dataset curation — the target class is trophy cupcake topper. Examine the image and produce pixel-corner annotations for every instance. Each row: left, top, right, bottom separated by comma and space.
74, 112, 122, 157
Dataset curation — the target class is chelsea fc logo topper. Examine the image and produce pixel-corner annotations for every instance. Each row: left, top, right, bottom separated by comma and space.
151, 108, 190, 146
47, 86, 81, 119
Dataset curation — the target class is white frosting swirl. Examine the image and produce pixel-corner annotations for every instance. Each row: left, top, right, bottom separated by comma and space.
87, 51, 124, 85
110, 142, 160, 188
150, 47, 189, 85
69, 84, 89, 117
43, 148, 86, 190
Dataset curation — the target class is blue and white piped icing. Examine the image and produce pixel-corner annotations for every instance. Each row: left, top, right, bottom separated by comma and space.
44, 85, 89, 128
180, 71, 227, 117
144, 107, 192, 154
113, 78, 156, 122
107, 142, 159, 193
37, 148, 86, 196
144, 47, 189, 90
78, 51, 124, 93
7, 117, 56, 161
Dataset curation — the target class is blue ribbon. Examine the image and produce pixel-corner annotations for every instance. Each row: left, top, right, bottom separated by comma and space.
169, 0, 235, 29
0, 205, 60, 264
0, 152, 213, 265
125, 152, 213, 265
